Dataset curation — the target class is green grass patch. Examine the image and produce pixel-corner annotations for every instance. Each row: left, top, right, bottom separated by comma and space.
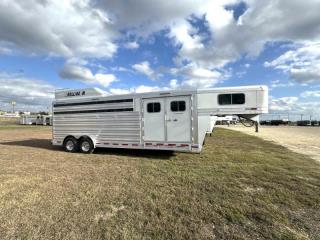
0, 128, 319, 239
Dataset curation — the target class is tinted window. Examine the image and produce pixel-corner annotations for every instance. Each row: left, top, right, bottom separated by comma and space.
232, 93, 245, 104
171, 101, 186, 112
147, 102, 161, 113
218, 93, 245, 105
154, 102, 161, 112
218, 94, 231, 105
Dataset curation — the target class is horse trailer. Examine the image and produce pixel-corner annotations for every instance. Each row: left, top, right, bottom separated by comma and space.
20, 115, 52, 125
52, 85, 268, 153
20, 115, 37, 125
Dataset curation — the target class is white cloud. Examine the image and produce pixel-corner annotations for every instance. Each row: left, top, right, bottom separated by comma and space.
169, 79, 179, 89
2, 0, 320, 67
124, 41, 139, 49
270, 96, 299, 111
0, 72, 54, 111
96, 0, 216, 36
109, 85, 165, 95
134, 85, 163, 93
109, 88, 131, 95
111, 66, 132, 72
1, 0, 320, 97
270, 80, 295, 89
265, 43, 320, 84
171, 63, 224, 88
269, 95, 320, 118
166, 0, 320, 81
0, 0, 118, 58
132, 61, 160, 80
0, 45, 13, 55
301, 90, 320, 98
209, 0, 320, 59
59, 65, 117, 87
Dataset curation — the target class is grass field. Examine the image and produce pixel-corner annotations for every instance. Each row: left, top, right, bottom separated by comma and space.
0, 127, 319, 239
0, 117, 19, 126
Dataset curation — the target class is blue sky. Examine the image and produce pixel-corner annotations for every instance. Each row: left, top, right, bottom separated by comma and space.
0, 0, 319, 119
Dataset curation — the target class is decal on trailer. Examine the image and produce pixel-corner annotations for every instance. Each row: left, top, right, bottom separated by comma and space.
66, 91, 86, 97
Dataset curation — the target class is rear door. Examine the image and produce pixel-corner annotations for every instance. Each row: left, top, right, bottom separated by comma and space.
166, 96, 191, 142
143, 98, 165, 142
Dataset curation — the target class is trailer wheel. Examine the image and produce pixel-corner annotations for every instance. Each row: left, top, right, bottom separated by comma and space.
63, 137, 79, 153
79, 137, 94, 154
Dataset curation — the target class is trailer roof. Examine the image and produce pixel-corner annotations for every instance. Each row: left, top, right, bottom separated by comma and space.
54, 85, 268, 102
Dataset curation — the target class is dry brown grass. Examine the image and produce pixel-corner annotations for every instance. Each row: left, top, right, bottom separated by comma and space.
0, 117, 19, 126
0, 127, 319, 239
220, 125, 320, 162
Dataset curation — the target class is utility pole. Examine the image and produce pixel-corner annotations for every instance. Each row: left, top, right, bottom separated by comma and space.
11, 101, 16, 113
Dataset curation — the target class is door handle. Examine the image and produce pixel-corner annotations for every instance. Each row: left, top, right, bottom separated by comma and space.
173, 119, 178, 122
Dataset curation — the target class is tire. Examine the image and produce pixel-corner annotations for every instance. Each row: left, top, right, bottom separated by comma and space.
63, 137, 79, 153
79, 137, 94, 154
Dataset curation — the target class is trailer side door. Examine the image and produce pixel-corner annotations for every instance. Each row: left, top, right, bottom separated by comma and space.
166, 96, 191, 142
143, 98, 165, 142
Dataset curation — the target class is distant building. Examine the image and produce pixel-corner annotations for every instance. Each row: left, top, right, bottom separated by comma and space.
3, 112, 20, 118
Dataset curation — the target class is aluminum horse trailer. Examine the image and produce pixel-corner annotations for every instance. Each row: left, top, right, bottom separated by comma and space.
52, 85, 268, 153
20, 115, 37, 125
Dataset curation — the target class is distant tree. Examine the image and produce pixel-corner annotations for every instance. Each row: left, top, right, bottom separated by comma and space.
38, 111, 49, 115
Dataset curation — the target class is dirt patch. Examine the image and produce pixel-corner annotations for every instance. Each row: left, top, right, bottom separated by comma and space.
219, 125, 320, 163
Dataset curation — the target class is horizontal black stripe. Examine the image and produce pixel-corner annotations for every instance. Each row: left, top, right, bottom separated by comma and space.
54, 99, 133, 108
54, 108, 134, 115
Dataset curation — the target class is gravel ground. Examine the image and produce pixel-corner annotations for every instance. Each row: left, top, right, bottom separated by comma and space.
219, 125, 320, 163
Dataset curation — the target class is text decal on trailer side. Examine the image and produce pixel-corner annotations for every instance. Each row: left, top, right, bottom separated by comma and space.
52, 85, 268, 153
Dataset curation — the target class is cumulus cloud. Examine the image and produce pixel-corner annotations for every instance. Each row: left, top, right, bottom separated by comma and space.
2, 0, 320, 94
59, 64, 117, 87
132, 61, 160, 80
269, 95, 320, 118
265, 43, 320, 84
301, 90, 320, 98
270, 80, 295, 89
95, 0, 217, 36
171, 63, 226, 88
0, 0, 118, 58
270, 96, 299, 111
124, 41, 139, 49
0, 72, 54, 111
109, 85, 165, 95
166, 0, 320, 83
207, 0, 320, 61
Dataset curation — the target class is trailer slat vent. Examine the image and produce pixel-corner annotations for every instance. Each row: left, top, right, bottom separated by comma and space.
54, 108, 133, 115
54, 99, 133, 107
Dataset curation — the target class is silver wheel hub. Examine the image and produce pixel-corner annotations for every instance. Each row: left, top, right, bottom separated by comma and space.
81, 141, 90, 152
66, 140, 74, 151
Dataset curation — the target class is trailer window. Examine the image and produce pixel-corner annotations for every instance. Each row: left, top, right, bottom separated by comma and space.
171, 101, 186, 112
218, 94, 231, 105
232, 93, 245, 104
147, 102, 161, 113
218, 93, 245, 105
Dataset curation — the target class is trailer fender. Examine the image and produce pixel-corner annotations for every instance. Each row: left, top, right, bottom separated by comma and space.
78, 135, 96, 148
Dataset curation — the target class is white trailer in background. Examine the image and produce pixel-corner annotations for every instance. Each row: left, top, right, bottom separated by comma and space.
20, 115, 37, 125
36, 115, 53, 126
52, 85, 268, 153
20, 115, 52, 125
